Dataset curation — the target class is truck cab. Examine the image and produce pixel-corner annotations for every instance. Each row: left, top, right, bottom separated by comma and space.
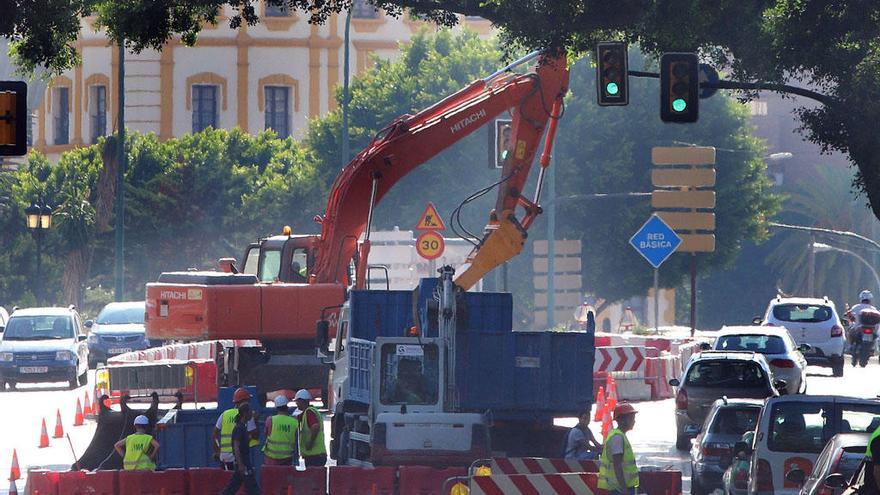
236, 233, 318, 284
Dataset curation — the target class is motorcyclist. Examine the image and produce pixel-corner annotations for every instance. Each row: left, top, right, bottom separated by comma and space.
847, 290, 878, 363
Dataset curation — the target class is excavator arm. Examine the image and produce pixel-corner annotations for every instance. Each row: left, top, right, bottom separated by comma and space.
313, 52, 569, 290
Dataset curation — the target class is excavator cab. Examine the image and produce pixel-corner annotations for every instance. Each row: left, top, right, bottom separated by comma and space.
238, 234, 317, 284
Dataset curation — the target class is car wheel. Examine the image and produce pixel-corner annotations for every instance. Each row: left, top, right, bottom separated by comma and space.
832, 361, 844, 377
676, 435, 691, 451
0, 380, 6, 392
691, 475, 703, 495
7, 381, 16, 390
88, 357, 97, 369
78, 369, 88, 386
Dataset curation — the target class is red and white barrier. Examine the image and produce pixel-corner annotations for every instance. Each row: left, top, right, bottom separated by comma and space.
594, 346, 645, 373
470, 472, 600, 495
489, 457, 598, 475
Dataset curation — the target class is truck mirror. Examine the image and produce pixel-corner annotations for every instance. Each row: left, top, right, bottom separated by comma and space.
217, 258, 238, 274
785, 468, 805, 485
315, 320, 330, 354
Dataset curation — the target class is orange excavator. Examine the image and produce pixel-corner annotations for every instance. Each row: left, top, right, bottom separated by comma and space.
144, 50, 569, 398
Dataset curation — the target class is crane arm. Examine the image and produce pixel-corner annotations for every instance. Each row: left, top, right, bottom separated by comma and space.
312, 53, 569, 289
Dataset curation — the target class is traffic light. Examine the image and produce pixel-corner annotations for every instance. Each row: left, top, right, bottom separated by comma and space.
660, 53, 699, 123
596, 42, 628, 106
0, 81, 27, 156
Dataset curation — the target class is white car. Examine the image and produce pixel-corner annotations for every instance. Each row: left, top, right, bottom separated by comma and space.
759, 297, 846, 377
713, 326, 808, 394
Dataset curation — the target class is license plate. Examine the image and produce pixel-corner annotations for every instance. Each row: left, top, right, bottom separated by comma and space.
684, 424, 700, 434
862, 334, 875, 342
19, 366, 48, 374
108, 348, 131, 354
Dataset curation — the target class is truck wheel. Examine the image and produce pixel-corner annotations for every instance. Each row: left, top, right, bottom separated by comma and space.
691, 475, 703, 495
0, 380, 6, 392
337, 430, 350, 465
675, 435, 691, 451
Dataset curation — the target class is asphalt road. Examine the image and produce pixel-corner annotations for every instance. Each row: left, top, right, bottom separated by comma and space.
3, 362, 880, 493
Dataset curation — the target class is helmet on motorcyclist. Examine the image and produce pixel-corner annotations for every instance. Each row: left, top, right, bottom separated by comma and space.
860, 290, 873, 302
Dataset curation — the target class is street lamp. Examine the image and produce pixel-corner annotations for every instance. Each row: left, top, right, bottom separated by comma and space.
25, 203, 53, 304
812, 241, 880, 295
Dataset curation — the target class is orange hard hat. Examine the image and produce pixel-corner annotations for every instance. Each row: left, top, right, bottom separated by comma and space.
232, 388, 252, 403
613, 402, 637, 420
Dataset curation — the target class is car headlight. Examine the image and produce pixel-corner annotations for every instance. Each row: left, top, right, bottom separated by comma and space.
56, 351, 75, 361
0, 352, 12, 362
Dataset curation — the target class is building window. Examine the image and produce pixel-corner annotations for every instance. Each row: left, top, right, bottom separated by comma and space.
352, 0, 379, 19
264, 86, 290, 137
748, 100, 768, 116
90, 85, 107, 143
192, 85, 218, 133
53, 87, 69, 145
266, 1, 290, 16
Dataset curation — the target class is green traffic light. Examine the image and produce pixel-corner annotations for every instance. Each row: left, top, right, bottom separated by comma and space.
606, 82, 619, 95
672, 98, 687, 112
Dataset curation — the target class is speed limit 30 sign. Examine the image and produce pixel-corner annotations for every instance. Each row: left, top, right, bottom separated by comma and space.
416, 231, 445, 260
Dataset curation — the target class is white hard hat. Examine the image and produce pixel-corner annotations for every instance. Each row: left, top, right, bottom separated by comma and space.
861, 290, 874, 301
134, 415, 149, 426
294, 389, 312, 401
274, 395, 290, 408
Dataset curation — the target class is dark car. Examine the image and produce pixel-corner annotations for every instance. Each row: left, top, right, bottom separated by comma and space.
691, 397, 763, 495
86, 301, 153, 368
670, 351, 781, 450
786, 433, 868, 495
0, 307, 89, 390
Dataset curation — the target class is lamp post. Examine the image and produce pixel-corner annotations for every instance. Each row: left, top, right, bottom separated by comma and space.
812, 241, 880, 295
25, 203, 53, 304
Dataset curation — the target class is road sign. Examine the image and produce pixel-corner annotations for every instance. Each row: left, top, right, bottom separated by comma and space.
416, 231, 445, 260
698, 63, 720, 99
0, 81, 27, 156
656, 211, 716, 231
651, 146, 716, 165
629, 215, 682, 268
652, 168, 716, 187
415, 202, 446, 230
679, 233, 716, 252
651, 190, 715, 209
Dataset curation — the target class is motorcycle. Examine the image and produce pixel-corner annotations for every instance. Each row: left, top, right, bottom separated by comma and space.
849, 309, 880, 367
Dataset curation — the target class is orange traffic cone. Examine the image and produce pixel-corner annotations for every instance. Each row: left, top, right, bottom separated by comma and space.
38, 418, 50, 448
92, 390, 100, 415
601, 401, 613, 438
83, 391, 92, 416
9, 449, 20, 481
605, 375, 618, 413
8, 479, 18, 494
73, 398, 84, 426
593, 386, 606, 422
53, 408, 64, 438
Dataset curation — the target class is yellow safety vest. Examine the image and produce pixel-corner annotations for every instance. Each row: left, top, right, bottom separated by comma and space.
123, 433, 156, 470
219, 408, 259, 453
263, 414, 299, 460
866, 425, 880, 460
298, 406, 326, 457
598, 428, 639, 491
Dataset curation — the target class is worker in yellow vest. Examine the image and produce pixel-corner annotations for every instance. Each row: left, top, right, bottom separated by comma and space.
293, 389, 326, 467
598, 402, 639, 495
213, 387, 260, 470
114, 415, 159, 470
262, 395, 299, 466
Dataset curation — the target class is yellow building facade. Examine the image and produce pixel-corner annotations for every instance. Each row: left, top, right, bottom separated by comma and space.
33, 1, 493, 159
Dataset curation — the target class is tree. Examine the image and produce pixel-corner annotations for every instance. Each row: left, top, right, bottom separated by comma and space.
10, 0, 880, 223
551, 53, 779, 312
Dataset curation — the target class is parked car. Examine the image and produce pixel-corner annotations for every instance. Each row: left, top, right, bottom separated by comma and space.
786, 433, 867, 495
691, 397, 763, 495
723, 430, 756, 495
746, 395, 880, 495
714, 326, 809, 394
0, 306, 8, 332
0, 307, 89, 390
760, 296, 846, 377
670, 351, 782, 450
86, 301, 152, 368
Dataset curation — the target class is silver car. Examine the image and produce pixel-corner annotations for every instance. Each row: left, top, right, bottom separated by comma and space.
714, 326, 808, 394
787, 433, 867, 495
691, 398, 763, 495
670, 351, 781, 450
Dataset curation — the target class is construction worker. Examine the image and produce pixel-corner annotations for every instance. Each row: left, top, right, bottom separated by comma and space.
293, 389, 326, 466
564, 411, 602, 460
213, 387, 259, 470
599, 402, 639, 495
221, 403, 261, 495
262, 395, 299, 466
114, 415, 159, 470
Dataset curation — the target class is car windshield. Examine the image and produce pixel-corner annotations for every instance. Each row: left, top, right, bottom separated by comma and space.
685, 360, 768, 388
3, 316, 74, 340
772, 304, 833, 323
838, 448, 866, 479
709, 407, 761, 435
716, 335, 787, 354
96, 305, 144, 325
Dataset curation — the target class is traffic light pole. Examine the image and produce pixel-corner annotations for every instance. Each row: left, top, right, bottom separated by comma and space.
690, 254, 697, 337
114, 42, 126, 301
